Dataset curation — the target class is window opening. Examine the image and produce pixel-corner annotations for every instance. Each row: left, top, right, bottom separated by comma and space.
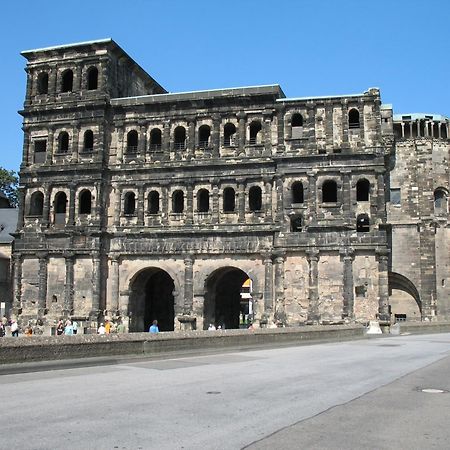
37, 72, 48, 95
58, 132, 69, 153
390, 188, 401, 205
356, 179, 370, 202
83, 130, 94, 152
223, 187, 236, 212
127, 130, 138, 153
249, 186, 262, 211
124, 192, 136, 215
290, 215, 302, 232
434, 189, 448, 214
79, 190, 92, 214
174, 127, 186, 150
291, 113, 303, 139
87, 67, 98, 90
322, 180, 337, 203
292, 181, 304, 203
348, 108, 360, 129
197, 189, 210, 212
150, 128, 162, 151
29, 192, 44, 216
224, 123, 236, 147
249, 121, 262, 145
198, 125, 211, 149
148, 191, 160, 214
61, 70, 73, 92
172, 190, 184, 213
54, 192, 67, 225
34, 140, 47, 164
356, 214, 370, 232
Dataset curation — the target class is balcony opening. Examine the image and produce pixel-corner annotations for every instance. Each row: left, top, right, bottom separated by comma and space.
34, 140, 47, 164
37, 72, 48, 95
83, 130, 94, 152
58, 132, 69, 153
356, 179, 370, 202
148, 191, 160, 214
61, 70, 73, 93
291, 113, 303, 139
348, 108, 360, 129
197, 189, 210, 212
172, 190, 184, 213
127, 130, 138, 154
223, 187, 236, 212
249, 186, 262, 211
150, 128, 162, 151
224, 123, 236, 147
434, 189, 448, 215
198, 125, 211, 149
54, 192, 67, 224
124, 192, 136, 215
322, 180, 337, 203
292, 181, 304, 203
290, 215, 302, 232
79, 190, 92, 215
29, 192, 44, 216
249, 121, 262, 145
87, 67, 98, 90
174, 126, 186, 150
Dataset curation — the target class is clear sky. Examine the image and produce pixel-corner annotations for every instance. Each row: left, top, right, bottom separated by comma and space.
1, 0, 448, 172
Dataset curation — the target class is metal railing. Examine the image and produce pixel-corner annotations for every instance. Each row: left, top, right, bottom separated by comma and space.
174, 142, 186, 150
149, 144, 162, 151
224, 137, 236, 147
126, 145, 138, 154
198, 140, 210, 149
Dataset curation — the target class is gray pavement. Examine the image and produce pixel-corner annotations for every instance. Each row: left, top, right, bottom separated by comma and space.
1, 333, 450, 449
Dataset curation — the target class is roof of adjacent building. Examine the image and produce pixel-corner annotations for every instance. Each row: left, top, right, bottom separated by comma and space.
0, 208, 18, 244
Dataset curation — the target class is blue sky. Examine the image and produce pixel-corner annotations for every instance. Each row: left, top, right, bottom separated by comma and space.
1, 0, 449, 172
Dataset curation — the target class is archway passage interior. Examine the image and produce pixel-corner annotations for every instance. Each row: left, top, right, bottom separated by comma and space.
129, 268, 175, 332
204, 267, 251, 330
388, 271, 422, 321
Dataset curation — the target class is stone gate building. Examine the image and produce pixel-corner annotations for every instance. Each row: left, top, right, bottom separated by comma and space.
11, 39, 449, 332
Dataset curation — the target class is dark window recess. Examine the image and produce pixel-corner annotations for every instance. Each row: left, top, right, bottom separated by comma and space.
37, 72, 48, 94
223, 187, 236, 212
224, 123, 236, 146
356, 179, 370, 202
322, 180, 337, 203
348, 108, 360, 128
249, 121, 262, 145
124, 192, 136, 215
390, 188, 401, 205
434, 189, 447, 213
150, 129, 162, 151
198, 125, 211, 148
79, 190, 92, 214
58, 132, 69, 153
290, 215, 302, 232
34, 140, 47, 163
441, 124, 448, 139
355, 285, 367, 297
54, 192, 67, 225
292, 181, 304, 203
127, 130, 138, 153
197, 189, 210, 212
61, 70, 73, 92
83, 130, 94, 152
172, 190, 184, 213
393, 123, 402, 139
356, 214, 370, 232
174, 127, 186, 150
291, 113, 303, 127
87, 67, 98, 90
249, 186, 262, 211
148, 191, 160, 214
29, 192, 44, 216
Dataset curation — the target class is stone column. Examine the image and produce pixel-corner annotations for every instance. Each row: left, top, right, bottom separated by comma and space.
110, 255, 120, 315
401, 122, 405, 138
11, 254, 23, 316
263, 110, 272, 156
47, 127, 54, 165
264, 177, 273, 221
72, 125, 80, 163
63, 252, 75, 317
161, 182, 169, 225
376, 250, 390, 323
238, 181, 246, 223
68, 183, 76, 227
163, 120, 170, 158
137, 186, 145, 226
42, 184, 51, 228
75, 65, 82, 92
90, 253, 101, 321
186, 184, 193, 224
116, 125, 124, 164
187, 119, 195, 159
183, 255, 194, 314
263, 254, 274, 312
16, 187, 26, 231
307, 172, 317, 217
21, 127, 30, 167
276, 104, 285, 154
376, 169, 386, 223
341, 170, 351, 219
274, 254, 286, 324
237, 112, 246, 153
138, 122, 147, 159
341, 250, 354, 319
25, 69, 33, 99
212, 182, 219, 223
275, 175, 284, 224
37, 252, 48, 317
113, 186, 121, 226
307, 250, 320, 323
212, 115, 220, 157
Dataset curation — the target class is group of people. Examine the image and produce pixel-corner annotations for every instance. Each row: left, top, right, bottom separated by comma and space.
55, 319, 78, 336
97, 319, 127, 335
0, 316, 20, 337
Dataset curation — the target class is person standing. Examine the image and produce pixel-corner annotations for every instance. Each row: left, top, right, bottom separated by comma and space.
104, 319, 111, 334
97, 323, 106, 335
64, 320, 74, 336
72, 319, 78, 335
56, 320, 64, 335
0, 321, 5, 337
149, 320, 159, 333
10, 319, 19, 337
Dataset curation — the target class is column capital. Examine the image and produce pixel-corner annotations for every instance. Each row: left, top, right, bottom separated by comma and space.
63, 251, 75, 260
236, 111, 246, 120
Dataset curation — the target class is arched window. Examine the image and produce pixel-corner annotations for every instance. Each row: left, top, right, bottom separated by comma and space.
322, 180, 337, 203
292, 181, 304, 203
61, 70, 73, 92
37, 72, 48, 95
223, 187, 236, 212
198, 125, 211, 149
172, 190, 184, 213
356, 214, 370, 232
79, 190, 92, 214
249, 186, 262, 211
87, 67, 98, 90
174, 126, 186, 150
197, 189, 210, 212
290, 215, 302, 232
150, 128, 162, 151
83, 130, 94, 152
348, 108, 360, 129
29, 192, 44, 216
356, 179, 370, 202
434, 189, 448, 215
148, 191, 160, 214
127, 130, 138, 153
224, 123, 236, 147
34, 140, 47, 164
124, 192, 136, 215
58, 132, 69, 153
54, 192, 67, 224
249, 121, 262, 145
291, 113, 303, 139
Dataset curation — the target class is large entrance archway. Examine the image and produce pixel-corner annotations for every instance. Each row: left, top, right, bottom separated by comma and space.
204, 267, 252, 330
388, 271, 422, 321
129, 268, 175, 332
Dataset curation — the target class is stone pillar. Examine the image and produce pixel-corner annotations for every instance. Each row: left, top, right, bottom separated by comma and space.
68, 184, 76, 227
75, 65, 82, 92
275, 176, 284, 223
25, 69, 33, 100
49, 68, 57, 99
11, 254, 23, 316
37, 252, 48, 317
376, 250, 390, 323
90, 253, 101, 321
274, 254, 286, 324
376, 169, 386, 223
161, 183, 169, 225
341, 170, 351, 219
16, 187, 26, 231
138, 122, 147, 159
307, 250, 320, 323
42, 184, 51, 228
110, 255, 120, 315
116, 125, 124, 164
264, 177, 273, 221
263, 110, 272, 156
137, 186, 145, 226
63, 252, 75, 317
187, 119, 195, 159
238, 181, 246, 223
183, 255, 194, 314
276, 104, 285, 154
416, 120, 420, 138
113, 186, 121, 226
263, 254, 274, 312
186, 184, 193, 224
212, 182, 219, 223
307, 172, 317, 217
212, 115, 220, 157
21, 127, 30, 167
72, 125, 80, 163
341, 250, 354, 319
163, 120, 170, 158
237, 112, 246, 153
47, 127, 54, 165
401, 122, 405, 138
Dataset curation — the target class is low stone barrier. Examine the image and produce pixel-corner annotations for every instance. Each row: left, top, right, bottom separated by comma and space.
0, 325, 365, 365
396, 321, 450, 334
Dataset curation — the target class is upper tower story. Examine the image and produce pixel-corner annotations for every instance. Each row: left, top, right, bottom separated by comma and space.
20, 38, 166, 110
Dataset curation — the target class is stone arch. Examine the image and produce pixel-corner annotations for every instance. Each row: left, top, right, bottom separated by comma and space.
388, 271, 422, 320
128, 267, 179, 332
203, 266, 254, 330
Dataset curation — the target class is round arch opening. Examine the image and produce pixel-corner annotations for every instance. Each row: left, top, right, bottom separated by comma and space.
129, 268, 175, 332
388, 271, 422, 322
203, 267, 252, 330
